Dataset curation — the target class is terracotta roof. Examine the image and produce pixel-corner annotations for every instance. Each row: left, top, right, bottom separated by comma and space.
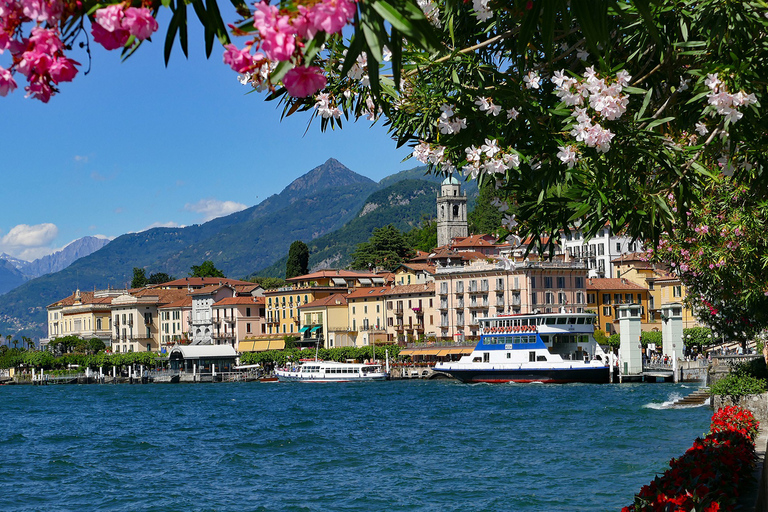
150, 277, 253, 288
300, 293, 349, 308
286, 269, 379, 282
395, 262, 436, 274
611, 252, 651, 265
587, 278, 647, 291
214, 296, 263, 306
384, 283, 435, 296
345, 287, 390, 299
189, 284, 234, 296
233, 284, 260, 294
123, 288, 191, 305
450, 234, 498, 247
159, 297, 193, 309
48, 291, 113, 308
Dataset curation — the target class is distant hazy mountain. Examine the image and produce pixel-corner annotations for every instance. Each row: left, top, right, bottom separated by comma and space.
0, 259, 26, 295
0, 236, 111, 295
23, 236, 111, 278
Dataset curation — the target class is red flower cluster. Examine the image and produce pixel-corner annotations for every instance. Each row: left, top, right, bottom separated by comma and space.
622, 406, 759, 512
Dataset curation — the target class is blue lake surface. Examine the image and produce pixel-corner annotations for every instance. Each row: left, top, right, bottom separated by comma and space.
0, 381, 711, 511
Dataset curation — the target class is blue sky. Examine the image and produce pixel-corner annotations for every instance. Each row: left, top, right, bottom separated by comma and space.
1, 15, 414, 261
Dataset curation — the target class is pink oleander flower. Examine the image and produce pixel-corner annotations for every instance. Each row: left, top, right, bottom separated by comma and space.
0, 66, 17, 96
122, 7, 158, 40
253, 1, 296, 61
21, 0, 63, 23
223, 43, 255, 74
16, 49, 52, 78
94, 4, 125, 33
91, 22, 130, 50
48, 56, 78, 83
28, 26, 63, 54
306, 0, 356, 35
283, 65, 326, 97
25, 77, 52, 102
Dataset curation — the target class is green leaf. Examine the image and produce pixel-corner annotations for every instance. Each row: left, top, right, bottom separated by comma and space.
645, 116, 676, 130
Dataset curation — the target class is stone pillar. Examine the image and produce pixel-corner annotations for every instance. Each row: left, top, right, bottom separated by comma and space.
618, 304, 643, 376
661, 302, 684, 361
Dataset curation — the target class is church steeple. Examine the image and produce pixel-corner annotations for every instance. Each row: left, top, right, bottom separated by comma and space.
436, 176, 468, 247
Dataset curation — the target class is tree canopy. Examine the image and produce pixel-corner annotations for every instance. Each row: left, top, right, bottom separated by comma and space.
350, 224, 414, 271
285, 240, 309, 279
189, 261, 225, 278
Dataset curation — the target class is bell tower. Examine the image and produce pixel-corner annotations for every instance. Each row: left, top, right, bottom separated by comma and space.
437, 176, 468, 247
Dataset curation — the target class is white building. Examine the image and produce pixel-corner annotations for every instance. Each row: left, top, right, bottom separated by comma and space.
560, 226, 644, 278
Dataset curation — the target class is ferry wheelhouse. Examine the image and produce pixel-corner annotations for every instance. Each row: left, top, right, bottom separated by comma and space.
434, 312, 610, 383
275, 361, 388, 382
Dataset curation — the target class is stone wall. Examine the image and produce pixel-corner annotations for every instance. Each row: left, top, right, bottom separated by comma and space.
713, 393, 768, 423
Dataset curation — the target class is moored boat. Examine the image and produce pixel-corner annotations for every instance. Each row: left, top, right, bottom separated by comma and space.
275, 360, 388, 382
434, 312, 610, 383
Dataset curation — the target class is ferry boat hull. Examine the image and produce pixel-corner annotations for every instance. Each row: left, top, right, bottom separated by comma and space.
433, 312, 611, 384
437, 365, 610, 384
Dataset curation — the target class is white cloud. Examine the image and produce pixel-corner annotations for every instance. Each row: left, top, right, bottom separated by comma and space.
184, 198, 247, 222
74, 155, 89, 164
0, 223, 59, 260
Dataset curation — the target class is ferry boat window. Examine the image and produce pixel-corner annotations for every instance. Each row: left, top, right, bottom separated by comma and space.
483, 353, 490, 363
529, 351, 536, 362
556, 317, 567, 324
507, 353, 511, 359
545, 317, 556, 325
576, 317, 585, 324
537, 355, 548, 361
567, 317, 576, 324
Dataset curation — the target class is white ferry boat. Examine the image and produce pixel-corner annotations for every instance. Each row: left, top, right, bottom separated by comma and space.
275, 361, 388, 382
434, 312, 610, 383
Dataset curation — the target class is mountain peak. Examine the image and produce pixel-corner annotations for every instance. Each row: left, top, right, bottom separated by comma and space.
283, 159, 375, 197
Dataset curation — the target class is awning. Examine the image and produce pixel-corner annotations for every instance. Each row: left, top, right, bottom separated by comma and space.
359, 278, 372, 285
299, 326, 310, 333
372, 277, 385, 285
399, 348, 415, 356
268, 340, 286, 350
238, 341, 256, 352
332, 277, 346, 285
253, 340, 271, 351
310, 326, 322, 333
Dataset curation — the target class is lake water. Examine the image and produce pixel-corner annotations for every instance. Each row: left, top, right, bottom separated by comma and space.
0, 380, 711, 511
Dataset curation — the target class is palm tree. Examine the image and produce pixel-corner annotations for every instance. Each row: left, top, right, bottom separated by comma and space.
5, 335, 11, 348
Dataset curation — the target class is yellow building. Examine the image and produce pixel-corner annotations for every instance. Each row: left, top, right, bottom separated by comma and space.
262, 270, 384, 347
384, 283, 437, 343
586, 278, 651, 334
298, 293, 351, 348
612, 254, 700, 329
346, 286, 390, 347
46, 289, 120, 347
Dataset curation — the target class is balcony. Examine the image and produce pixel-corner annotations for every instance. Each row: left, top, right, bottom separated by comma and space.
395, 324, 405, 332
468, 302, 484, 309
266, 317, 279, 324
415, 323, 425, 331
394, 307, 404, 317
438, 302, 448, 310
412, 307, 423, 316
213, 332, 236, 340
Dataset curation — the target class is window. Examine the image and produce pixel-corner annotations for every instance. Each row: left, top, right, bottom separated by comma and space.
531, 277, 536, 289
558, 292, 567, 304
598, 244, 605, 256
575, 277, 584, 289
545, 292, 554, 304
616, 242, 621, 252
602, 294, 611, 304
247, 323, 251, 333
246, 307, 251, 317
603, 306, 611, 316
614, 293, 622, 304
497, 278, 504, 289
544, 277, 553, 288
531, 292, 537, 304
673, 285, 682, 297
352, 306, 356, 314
576, 292, 585, 304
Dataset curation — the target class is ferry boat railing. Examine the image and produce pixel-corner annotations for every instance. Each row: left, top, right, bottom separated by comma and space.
404, 340, 475, 349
